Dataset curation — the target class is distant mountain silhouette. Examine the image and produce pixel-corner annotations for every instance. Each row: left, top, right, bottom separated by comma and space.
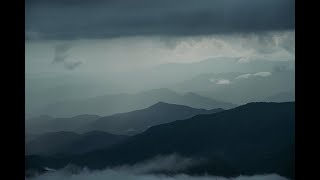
26, 102, 295, 178
150, 57, 295, 84
26, 114, 101, 134
263, 91, 295, 102
79, 102, 224, 135
36, 88, 235, 117
194, 70, 295, 104
26, 57, 294, 117
26, 131, 128, 156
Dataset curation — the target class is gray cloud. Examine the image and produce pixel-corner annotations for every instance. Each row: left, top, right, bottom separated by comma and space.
27, 154, 289, 180
216, 79, 231, 85
235, 72, 272, 79
52, 44, 71, 63
253, 72, 272, 77
277, 32, 295, 54
235, 74, 252, 79
273, 65, 289, 73
238, 31, 295, 57
26, 0, 294, 40
52, 43, 82, 70
115, 154, 201, 174
64, 60, 82, 70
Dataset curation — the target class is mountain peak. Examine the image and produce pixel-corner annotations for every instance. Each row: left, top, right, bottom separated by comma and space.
140, 88, 178, 96
148, 102, 195, 111
184, 92, 200, 97
71, 114, 101, 119
149, 101, 171, 108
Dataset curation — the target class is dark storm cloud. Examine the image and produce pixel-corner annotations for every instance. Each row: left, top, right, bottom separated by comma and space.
25, 0, 294, 40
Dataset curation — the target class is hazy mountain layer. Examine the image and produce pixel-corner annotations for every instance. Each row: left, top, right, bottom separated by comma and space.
26, 131, 128, 156
34, 89, 234, 117
80, 102, 224, 135
26, 114, 101, 134
263, 91, 295, 102
191, 70, 295, 104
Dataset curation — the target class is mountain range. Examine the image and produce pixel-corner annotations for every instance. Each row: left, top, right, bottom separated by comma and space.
26, 102, 295, 179
168, 70, 294, 104
141, 57, 295, 85
26, 102, 224, 135
33, 88, 234, 117
79, 102, 224, 135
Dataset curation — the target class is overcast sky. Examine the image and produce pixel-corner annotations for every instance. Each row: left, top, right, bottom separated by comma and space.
25, 0, 294, 71
25, 0, 295, 116
26, 0, 294, 39
26, 31, 294, 75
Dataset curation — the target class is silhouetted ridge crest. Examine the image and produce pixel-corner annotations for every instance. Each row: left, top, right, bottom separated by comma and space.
148, 101, 193, 110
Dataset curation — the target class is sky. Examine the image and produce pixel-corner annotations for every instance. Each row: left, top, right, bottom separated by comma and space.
25, 0, 295, 117
26, 0, 294, 39
25, 31, 294, 74
25, 0, 294, 73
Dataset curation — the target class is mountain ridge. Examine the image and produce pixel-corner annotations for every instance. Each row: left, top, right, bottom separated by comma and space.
26, 102, 295, 178
34, 88, 235, 117
80, 101, 224, 135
